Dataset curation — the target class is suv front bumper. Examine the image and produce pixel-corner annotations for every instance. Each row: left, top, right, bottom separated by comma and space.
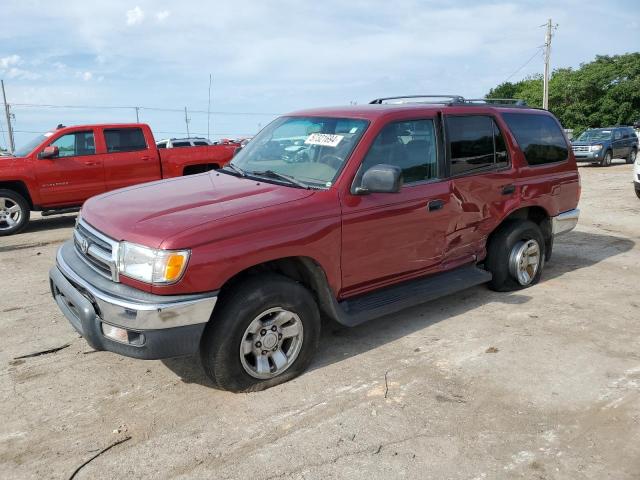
49, 241, 217, 359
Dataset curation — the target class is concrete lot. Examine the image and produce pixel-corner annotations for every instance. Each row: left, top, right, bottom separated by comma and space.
1, 162, 639, 479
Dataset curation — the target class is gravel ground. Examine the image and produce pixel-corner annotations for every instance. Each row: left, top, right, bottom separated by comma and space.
1, 162, 639, 479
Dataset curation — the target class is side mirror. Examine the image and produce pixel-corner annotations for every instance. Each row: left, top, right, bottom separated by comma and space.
355, 164, 402, 194
39, 145, 59, 159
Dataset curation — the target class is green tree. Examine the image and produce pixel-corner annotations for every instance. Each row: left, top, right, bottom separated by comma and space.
486, 53, 640, 135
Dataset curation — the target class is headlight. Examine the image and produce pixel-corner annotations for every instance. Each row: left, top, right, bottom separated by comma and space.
590, 144, 603, 152
118, 242, 190, 285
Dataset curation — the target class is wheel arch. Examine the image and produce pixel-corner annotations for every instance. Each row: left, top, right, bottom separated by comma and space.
487, 205, 553, 261
0, 180, 33, 209
215, 256, 339, 323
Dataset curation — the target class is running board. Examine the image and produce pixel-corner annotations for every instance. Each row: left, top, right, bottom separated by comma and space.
333, 265, 492, 327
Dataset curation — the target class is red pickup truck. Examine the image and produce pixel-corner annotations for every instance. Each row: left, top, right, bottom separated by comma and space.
49, 96, 580, 392
0, 123, 238, 235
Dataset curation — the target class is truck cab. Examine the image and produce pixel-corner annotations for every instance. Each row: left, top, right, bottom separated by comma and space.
0, 123, 238, 235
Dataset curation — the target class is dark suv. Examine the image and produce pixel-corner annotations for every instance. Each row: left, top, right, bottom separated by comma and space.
571, 126, 638, 166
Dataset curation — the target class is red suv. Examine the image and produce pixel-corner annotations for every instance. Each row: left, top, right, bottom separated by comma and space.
49, 96, 580, 392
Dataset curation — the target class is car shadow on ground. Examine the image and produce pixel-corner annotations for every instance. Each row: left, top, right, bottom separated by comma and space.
161, 229, 635, 389
23, 214, 77, 233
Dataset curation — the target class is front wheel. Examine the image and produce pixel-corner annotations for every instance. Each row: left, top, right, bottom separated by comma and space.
200, 274, 321, 392
486, 220, 546, 292
627, 149, 637, 165
0, 189, 30, 236
600, 150, 612, 167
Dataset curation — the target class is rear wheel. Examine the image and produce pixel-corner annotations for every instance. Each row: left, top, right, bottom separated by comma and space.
200, 274, 321, 392
635, 187, 640, 200
627, 149, 637, 165
601, 150, 612, 167
486, 220, 546, 292
0, 189, 30, 236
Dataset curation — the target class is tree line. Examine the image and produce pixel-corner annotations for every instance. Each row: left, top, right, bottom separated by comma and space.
486, 53, 640, 135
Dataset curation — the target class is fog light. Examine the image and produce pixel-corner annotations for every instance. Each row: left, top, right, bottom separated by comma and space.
102, 323, 129, 343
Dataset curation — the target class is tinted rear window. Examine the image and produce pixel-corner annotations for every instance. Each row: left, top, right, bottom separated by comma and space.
172, 141, 192, 148
193, 141, 209, 146
501, 113, 568, 165
104, 128, 147, 153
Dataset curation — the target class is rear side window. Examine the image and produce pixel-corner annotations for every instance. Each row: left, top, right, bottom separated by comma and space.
501, 113, 568, 166
172, 141, 191, 148
193, 141, 209, 146
446, 115, 508, 176
156, 142, 167, 149
104, 128, 147, 153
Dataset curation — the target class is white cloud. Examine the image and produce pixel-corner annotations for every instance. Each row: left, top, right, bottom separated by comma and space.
0, 54, 21, 69
75, 71, 93, 81
126, 6, 144, 26
156, 10, 170, 23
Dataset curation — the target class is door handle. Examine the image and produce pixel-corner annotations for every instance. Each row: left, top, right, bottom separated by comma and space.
427, 199, 445, 212
140, 156, 151, 161
501, 184, 516, 195
84, 161, 98, 166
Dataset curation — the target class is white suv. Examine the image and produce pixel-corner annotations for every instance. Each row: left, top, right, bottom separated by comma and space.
156, 137, 212, 148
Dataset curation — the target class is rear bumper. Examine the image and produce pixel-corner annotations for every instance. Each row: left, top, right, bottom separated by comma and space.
551, 208, 580, 236
49, 241, 217, 359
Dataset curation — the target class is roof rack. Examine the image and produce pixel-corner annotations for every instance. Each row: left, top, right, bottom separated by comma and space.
369, 95, 528, 108
370, 95, 465, 105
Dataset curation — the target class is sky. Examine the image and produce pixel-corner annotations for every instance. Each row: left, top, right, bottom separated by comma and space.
1, 0, 639, 149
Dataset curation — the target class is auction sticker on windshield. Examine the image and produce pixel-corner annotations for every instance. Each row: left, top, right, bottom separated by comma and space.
305, 133, 344, 147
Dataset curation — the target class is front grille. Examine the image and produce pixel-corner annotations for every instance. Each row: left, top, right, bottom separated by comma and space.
73, 219, 120, 282
572, 145, 589, 153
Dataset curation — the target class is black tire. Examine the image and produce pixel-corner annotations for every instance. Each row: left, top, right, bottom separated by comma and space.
600, 150, 612, 167
0, 189, 30, 236
200, 274, 321, 392
627, 148, 637, 165
635, 187, 640, 200
486, 220, 546, 292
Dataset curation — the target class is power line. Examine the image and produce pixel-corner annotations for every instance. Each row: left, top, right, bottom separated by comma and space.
12, 128, 253, 137
502, 47, 544, 84
10, 102, 280, 116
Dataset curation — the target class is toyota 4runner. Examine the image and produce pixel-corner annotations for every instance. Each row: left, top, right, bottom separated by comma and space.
49, 96, 580, 392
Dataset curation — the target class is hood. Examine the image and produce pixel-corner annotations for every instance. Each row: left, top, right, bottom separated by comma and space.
82, 172, 315, 248
571, 141, 600, 146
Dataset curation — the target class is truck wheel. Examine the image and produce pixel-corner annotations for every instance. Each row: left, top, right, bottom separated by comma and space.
486, 220, 545, 292
600, 150, 612, 167
0, 189, 30, 236
200, 274, 321, 392
627, 149, 637, 164
636, 187, 640, 200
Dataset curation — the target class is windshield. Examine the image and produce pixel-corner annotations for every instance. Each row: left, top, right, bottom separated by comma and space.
13, 133, 53, 157
577, 130, 612, 142
229, 116, 369, 188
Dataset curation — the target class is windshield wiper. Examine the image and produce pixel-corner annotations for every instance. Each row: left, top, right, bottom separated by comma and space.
222, 162, 246, 177
249, 170, 310, 189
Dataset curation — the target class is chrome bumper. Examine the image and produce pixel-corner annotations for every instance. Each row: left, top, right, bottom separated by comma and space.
55, 245, 217, 330
551, 208, 579, 236
50, 241, 217, 359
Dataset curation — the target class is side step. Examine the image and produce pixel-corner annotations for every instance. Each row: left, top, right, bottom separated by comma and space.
334, 265, 492, 327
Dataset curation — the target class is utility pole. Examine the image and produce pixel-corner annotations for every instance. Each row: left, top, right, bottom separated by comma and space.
184, 106, 191, 137
134, 106, 140, 123
207, 74, 212, 141
1, 80, 15, 153
542, 18, 557, 110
